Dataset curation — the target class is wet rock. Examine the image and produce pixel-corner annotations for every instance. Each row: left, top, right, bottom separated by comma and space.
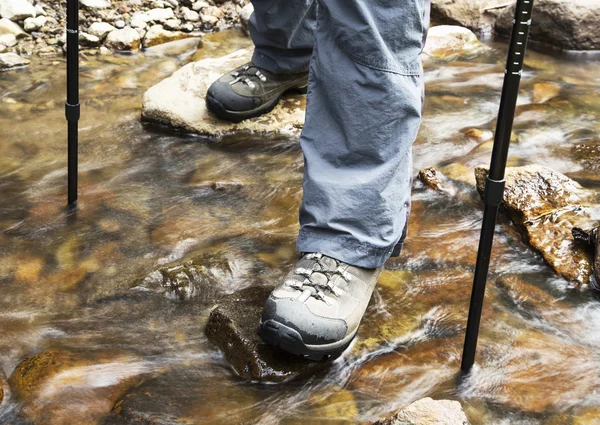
204, 286, 333, 382
571, 138, 600, 173
496, 0, 600, 51
572, 225, 600, 289
131, 255, 237, 301
0, 51, 29, 70
475, 165, 597, 286
418, 167, 450, 192
142, 24, 191, 48
105, 26, 141, 51
88, 21, 116, 39
14, 255, 44, 282
8, 349, 143, 425
373, 397, 469, 425
462, 127, 493, 143
79, 0, 110, 9
142, 48, 306, 137
423, 25, 488, 60
0, 0, 36, 21
532, 82, 561, 104
239, 2, 252, 35
431, 0, 509, 34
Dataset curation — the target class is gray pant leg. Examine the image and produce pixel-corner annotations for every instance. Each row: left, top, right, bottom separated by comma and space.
296, 0, 431, 268
248, 0, 317, 73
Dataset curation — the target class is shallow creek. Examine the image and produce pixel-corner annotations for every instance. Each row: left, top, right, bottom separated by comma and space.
1, 28, 600, 425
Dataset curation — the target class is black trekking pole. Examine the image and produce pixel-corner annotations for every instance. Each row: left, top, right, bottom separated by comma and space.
66, 0, 79, 208
460, 0, 534, 374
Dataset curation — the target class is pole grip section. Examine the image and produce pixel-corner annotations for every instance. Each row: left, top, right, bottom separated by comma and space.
483, 177, 506, 207
65, 102, 80, 122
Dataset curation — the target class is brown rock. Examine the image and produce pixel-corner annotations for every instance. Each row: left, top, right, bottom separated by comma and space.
204, 286, 333, 382
431, 0, 510, 33
532, 82, 561, 104
475, 165, 596, 285
373, 397, 469, 425
418, 167, 448, 192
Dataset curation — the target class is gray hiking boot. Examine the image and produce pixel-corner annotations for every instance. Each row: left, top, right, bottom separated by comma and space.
258, 252, 383, 360
205, 62, 308, 122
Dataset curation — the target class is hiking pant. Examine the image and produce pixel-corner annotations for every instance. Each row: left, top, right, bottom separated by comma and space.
249, 0, 430, 268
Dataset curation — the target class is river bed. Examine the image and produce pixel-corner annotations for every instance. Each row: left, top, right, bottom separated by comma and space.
1, 28, 600, 425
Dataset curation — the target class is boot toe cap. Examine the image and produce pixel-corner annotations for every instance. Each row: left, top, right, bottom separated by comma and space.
206, 81, 258, 112
261, 296, 347, 345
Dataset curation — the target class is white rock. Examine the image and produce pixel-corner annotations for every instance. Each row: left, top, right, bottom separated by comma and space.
0, 17, 25, 37
130, 15, 148, 29
104, 26, 140, 51
114, 19, 125, 29
163, 18, 180, 30
0, 33, 16, 46
373, 398, 470, 425
239, 2, 252, 35
0, 44, 5, 52
0, 0, 36, 21
147, 7, 174, 22
203, 5, 223, 19
23, 15, 46, 32
200, 13, 218, 25
181, 6, 199, 22
192, 0, 208, 11
142, 48, 306, 137
34, 4, 44, 16
79, 31, 100, 47
79, 0, 110, 9
180, 22, 193, 32
99, 45, 110, 54
423, 25, 487, 60
88, 21, 116, 39
0, 51, 29, 69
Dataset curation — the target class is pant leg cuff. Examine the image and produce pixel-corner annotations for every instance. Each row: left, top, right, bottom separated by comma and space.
296, 228, 394, 269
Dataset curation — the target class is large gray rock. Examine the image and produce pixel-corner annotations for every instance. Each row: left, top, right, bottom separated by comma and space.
475, 165, 599, 286
105, 26, 140, 51
431, 0, 509, 34
373, 398, 469, 425
495, 0, 600, 51
141, 48, 306, 137
0, 0, 35, 21
0, 51, 29, 70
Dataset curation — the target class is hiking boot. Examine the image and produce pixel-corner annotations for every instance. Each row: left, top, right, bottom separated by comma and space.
258, 252, 383, 360
205, 62, 308, 122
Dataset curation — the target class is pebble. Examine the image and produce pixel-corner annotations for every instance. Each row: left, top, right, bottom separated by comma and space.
192, 0, 209, 11
181, 6, 199, 22
163, 18, 180, 30
79, 31, 100, 47
146, 7, 174, 23
114, 19, 125, 29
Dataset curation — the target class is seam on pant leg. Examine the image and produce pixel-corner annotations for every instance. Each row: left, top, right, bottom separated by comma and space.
297, 229, 394, 261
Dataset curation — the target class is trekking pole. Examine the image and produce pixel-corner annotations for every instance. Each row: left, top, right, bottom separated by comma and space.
66, 0, 79, 208
460, 0, 534, 374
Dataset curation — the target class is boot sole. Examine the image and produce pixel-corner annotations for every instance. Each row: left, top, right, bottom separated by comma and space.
257, 319, 357, 361
206, 85, 308, 123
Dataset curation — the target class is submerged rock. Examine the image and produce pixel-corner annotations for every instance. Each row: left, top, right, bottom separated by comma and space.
373, 397, 469, 425
8, 349, 142, 425
131, 255, 238, 301
418, 167, 451, 192
204, 286, 332, 382
142, 48, 306, 137
475, 165, 597, 286
495, 0, 600, 51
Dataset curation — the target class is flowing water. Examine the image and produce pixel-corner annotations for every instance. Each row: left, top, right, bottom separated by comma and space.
1, 28, 600, 425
